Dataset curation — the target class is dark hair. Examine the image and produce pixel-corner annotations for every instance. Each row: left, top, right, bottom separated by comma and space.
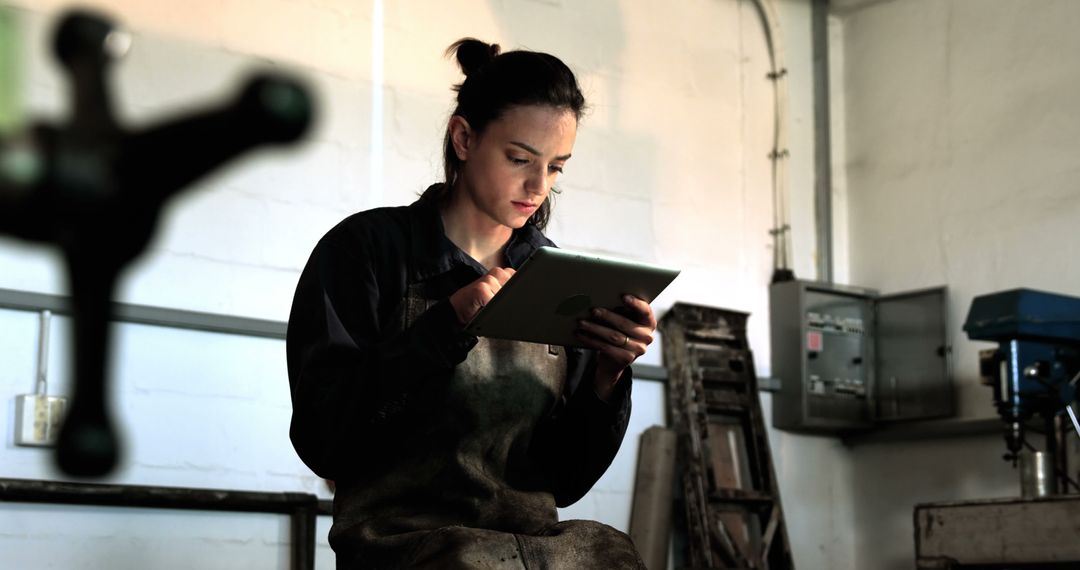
419, 38, 586, 231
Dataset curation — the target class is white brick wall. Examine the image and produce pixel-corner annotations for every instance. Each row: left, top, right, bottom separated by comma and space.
836, 0, 1080, 568
0, 1, 850, 569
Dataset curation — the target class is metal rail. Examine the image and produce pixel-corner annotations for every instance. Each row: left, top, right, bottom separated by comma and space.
0, 477, 332, 570
0, 286, 287, 339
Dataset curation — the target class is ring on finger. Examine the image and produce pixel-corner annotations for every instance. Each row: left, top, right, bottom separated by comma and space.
622, 334, 629, 347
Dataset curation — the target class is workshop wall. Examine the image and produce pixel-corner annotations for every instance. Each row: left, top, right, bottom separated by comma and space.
834, 0, 1080, 568
0, 1, 856, 569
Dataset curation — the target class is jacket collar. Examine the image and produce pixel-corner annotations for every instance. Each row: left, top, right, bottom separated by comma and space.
407, 197, 554, 281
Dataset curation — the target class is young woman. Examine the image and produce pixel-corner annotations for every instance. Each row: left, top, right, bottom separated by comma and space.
287, 38, 655, 569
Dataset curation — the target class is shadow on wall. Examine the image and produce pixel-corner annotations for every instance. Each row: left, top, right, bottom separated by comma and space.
485, 0, 658, 258
850, 435, 1018, 570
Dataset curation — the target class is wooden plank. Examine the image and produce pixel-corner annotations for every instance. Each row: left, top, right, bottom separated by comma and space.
629, 426, 677, 570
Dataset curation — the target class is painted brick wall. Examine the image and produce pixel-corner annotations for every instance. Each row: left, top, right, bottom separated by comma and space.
0, 1, 849, 568
835, 0, 1080, 568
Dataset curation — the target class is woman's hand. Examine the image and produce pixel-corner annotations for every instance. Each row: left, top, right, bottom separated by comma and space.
449, 267, 516, 325
575, 294, 657, 401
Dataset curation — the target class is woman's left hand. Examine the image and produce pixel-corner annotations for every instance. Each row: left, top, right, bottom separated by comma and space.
575, 294, 657, 401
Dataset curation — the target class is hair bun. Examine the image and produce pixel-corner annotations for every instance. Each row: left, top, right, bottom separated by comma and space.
447, 38, 501, 77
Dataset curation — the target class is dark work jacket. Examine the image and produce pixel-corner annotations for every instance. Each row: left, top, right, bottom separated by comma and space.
286, 197, 632, 555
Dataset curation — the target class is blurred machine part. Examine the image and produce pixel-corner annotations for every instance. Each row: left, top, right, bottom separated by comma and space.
770, 280, 952, 433
661, 303, 794, 570
0, 6, 20, 134
0, 10, 313, 477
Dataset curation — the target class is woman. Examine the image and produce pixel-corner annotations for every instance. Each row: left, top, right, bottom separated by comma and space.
287, 38, 655, 569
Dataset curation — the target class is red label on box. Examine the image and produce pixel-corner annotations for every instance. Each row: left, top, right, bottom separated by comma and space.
807, 331, 823, 352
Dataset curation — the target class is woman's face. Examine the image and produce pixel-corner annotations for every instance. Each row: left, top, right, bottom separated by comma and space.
451, 104, 577, 230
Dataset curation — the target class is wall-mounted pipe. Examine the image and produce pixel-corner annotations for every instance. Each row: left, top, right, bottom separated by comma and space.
752, 0, 835, 284
750, 0, 794, 283
813, 0, 834, 283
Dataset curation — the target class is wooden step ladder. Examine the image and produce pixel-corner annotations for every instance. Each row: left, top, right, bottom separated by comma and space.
659, 302, 795, 569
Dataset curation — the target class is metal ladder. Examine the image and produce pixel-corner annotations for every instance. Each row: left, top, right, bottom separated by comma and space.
659, 302, 794, 569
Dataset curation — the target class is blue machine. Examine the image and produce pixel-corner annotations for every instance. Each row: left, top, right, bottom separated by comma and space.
963, 289, 1080, 474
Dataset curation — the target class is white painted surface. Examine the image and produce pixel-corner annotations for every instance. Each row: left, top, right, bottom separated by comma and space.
0, 0, 855, 569
835, 0, 1080, 568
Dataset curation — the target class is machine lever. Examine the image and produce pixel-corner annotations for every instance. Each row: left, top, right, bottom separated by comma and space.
0, 10, 314, 477
1067, 405, 1080, 439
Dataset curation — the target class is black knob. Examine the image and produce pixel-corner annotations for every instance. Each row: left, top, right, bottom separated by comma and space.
56, 406, 119, 477
54, 11, 119, 69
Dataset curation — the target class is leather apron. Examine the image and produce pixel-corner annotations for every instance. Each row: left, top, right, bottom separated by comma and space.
331, 283, 644, 570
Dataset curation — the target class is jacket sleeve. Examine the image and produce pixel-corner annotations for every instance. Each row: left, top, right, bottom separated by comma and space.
286, 235, 476, 480
530, 349, 634, 507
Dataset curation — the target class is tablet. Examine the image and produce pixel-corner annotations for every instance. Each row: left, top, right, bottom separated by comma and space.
463, 246, 680, 347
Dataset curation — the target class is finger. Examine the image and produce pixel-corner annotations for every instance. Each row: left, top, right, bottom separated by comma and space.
575, 330, 639, 364
488, 267, 515, 286
469, 297, 486, 317
590, 307, 636, 330
578, 320, 647, 355
589, 308, 655, 345
477, 280, 499, 303
478, 275, 504, 297
581, 318, 653, 351
621, 294, 658, 327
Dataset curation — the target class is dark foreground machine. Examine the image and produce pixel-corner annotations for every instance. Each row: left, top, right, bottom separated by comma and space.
0, 10, 314, 477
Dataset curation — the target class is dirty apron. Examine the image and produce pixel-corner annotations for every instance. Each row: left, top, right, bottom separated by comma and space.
330, 283, 645, 569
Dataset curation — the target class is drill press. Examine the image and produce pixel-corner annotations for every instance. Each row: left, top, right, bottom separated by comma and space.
962, 288, 1080, 493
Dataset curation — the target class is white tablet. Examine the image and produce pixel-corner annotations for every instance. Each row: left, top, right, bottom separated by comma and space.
463, 246, 680, 347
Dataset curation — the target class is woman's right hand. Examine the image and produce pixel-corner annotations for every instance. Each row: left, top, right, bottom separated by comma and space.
449, 267, 515, 325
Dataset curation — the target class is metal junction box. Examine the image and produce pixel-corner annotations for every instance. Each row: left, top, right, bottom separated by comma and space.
770, 280, 952, 433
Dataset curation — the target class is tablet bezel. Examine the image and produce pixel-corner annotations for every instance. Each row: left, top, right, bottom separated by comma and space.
462, 246, 679, 347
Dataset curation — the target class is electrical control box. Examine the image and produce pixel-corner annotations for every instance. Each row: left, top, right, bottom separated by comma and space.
770, 280, 952, 433
14, 393, 67, 447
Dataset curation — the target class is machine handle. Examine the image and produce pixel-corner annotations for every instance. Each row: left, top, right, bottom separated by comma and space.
119, 75, 312, 204
1066, 371, 1080, 438
0, 10, 314, 477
